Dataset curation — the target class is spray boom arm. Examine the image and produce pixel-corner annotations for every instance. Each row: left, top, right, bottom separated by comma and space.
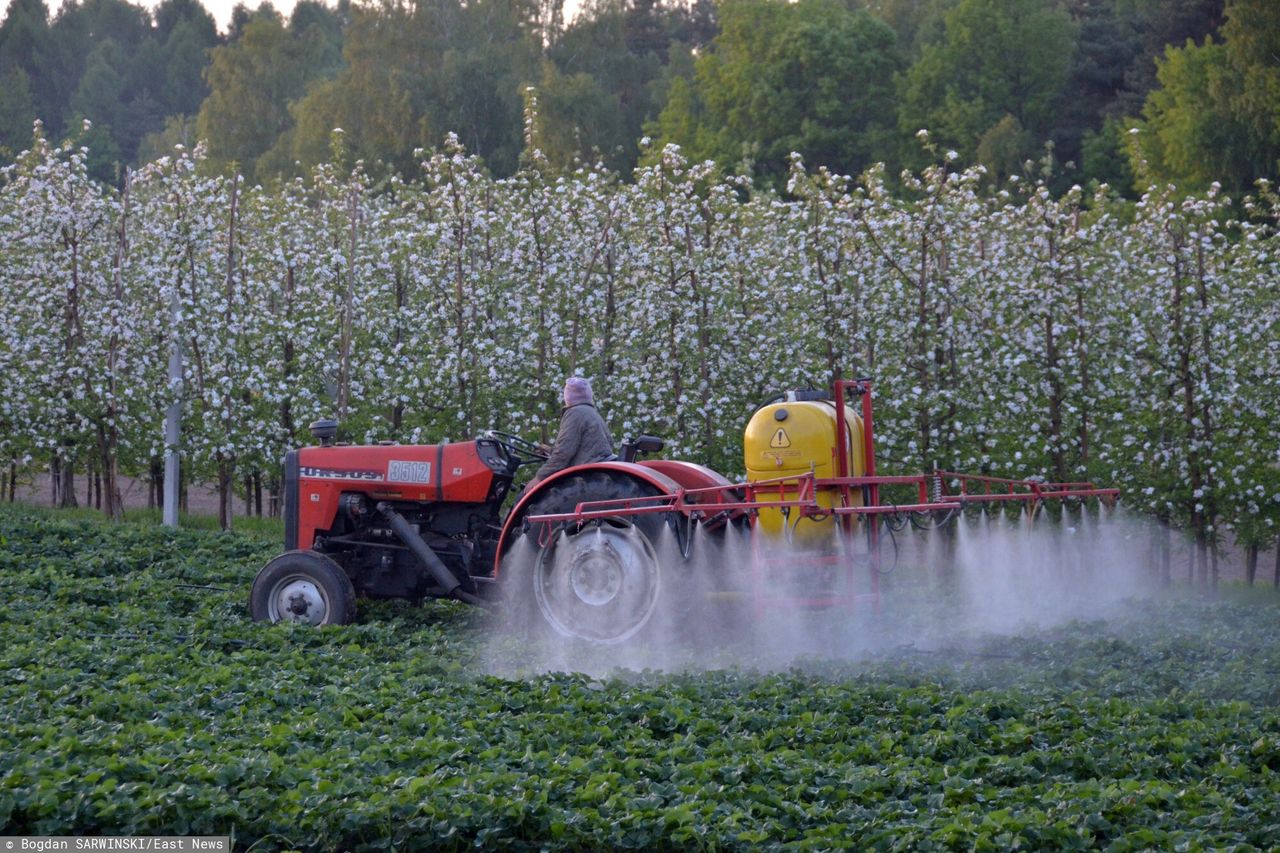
525, 377, 1119, 529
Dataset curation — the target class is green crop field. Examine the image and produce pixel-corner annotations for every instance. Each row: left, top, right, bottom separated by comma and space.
2, 505, 1279, 850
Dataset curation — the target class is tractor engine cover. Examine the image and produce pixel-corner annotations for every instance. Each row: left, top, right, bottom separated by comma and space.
285, 440, 510, 550
744, 396, 865, 541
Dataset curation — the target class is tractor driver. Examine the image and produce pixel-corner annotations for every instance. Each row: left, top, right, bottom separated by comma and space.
530, 376, 615, 484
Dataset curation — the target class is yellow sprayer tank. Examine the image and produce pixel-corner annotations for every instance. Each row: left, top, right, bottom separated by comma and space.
743, 394, 866, 543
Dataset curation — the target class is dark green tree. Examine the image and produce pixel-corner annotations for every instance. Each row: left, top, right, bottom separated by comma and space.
0, 0, 53, 140
1219, 0, 1280, 178
1080, 116, 1136, 190
136, 112, 197, 163
865, 0, 953, 59
46, 0, 213, 175
651, 0, 902, 184
46, 0, 152, 137
227, 2, 256, 40
197, 7, 340, 180
898, 0, 1075, 171
1044, 0, 1222, 189
1135, 40, 1243, 189
154, 0, 219, 119
1048, 0, 1140, 186
1126, 0, 1277, 192
533, 0, 711, 173
531, 63, 625, 169
287, 0, 541, 178
0, 0, 51, 77
70, 37, 127, 129
288, 0, 347, 76
0, 67, 36, 158
76, 115, 124, 181
66, 33, 145, 180
1113, 0, 1224, 117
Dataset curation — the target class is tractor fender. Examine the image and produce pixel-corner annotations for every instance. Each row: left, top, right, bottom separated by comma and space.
638, 460, 748, 523
494, 462, 684, 577
637, 460, 738, 494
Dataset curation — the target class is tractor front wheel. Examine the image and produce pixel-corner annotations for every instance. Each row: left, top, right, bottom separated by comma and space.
249, 550, 357, 626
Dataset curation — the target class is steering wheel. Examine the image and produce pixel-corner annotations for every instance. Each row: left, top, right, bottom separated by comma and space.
482, 430, 550, 466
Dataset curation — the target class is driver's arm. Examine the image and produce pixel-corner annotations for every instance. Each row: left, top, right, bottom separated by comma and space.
531, 411, 583, 483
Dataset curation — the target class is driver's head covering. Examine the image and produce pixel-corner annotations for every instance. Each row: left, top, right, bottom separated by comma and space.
563, 376, 594, 407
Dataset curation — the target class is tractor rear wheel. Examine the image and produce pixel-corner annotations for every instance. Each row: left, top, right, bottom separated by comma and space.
507, 472, 677, 644
249, 550, 357, 626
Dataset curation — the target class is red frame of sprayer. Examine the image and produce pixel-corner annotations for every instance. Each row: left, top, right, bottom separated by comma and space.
525, 378, 1120, 613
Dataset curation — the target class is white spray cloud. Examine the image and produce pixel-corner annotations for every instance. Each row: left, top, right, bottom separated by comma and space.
485, 506, 1163, 679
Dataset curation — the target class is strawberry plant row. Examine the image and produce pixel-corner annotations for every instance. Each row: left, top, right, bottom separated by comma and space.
2, 506, 1279, 849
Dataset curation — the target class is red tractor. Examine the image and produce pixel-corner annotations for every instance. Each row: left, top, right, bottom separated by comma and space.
249, 379, 1117, 643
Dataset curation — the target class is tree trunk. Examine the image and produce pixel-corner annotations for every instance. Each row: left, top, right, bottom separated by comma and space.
915, 231, 932, 469
217, 456, 234, 531
281, 266, 297, 444
1043, 231, 1067, 483
1195, 534, 1208, 589
149, 457, 163, 508
60, 221, 84, 513
1045, 309, 1067, 484
530, 204, 549, 441
391, 268, 405, 432
451, 183, 471, 436
1246, 543, 1258, 586
57, 450, 77, 509
267, 469, 281, 518
254, 470, 263, 517
1074, 285, 1091, 468
95, 423, 122, 521
1168, 240, 1210, 589
1194, 239, 1218, 594
216, 175, 239, 532
6, 460, 14, 502
338, 183, 358, 421
1159, 516, 1171, 584
97, 168, 131, 523
935, 519, 957, 583
602, 251, 617, 384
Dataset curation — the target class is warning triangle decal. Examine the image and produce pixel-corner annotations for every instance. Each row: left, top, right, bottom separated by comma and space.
769, 428, 791, 448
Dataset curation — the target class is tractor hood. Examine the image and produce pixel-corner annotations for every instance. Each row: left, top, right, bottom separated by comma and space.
286, 440, 510, 550
295, 441, 507, 502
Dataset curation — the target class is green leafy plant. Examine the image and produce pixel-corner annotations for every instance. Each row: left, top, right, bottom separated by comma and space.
2, 505, 1279, 849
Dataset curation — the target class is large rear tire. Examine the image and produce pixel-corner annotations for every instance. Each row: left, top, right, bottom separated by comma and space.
504, 472, 679, 645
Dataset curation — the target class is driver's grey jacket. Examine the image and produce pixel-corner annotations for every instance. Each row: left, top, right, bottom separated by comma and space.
531, 404, 614, 483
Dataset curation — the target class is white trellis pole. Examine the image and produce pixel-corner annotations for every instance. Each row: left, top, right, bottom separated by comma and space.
163, 288, 182, 528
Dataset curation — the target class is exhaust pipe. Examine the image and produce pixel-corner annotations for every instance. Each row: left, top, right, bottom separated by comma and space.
376, 502, 494, 610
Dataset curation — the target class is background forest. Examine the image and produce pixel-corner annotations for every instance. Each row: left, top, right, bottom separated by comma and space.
1, 0, 1278, 580
0, 0, 1277, 194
